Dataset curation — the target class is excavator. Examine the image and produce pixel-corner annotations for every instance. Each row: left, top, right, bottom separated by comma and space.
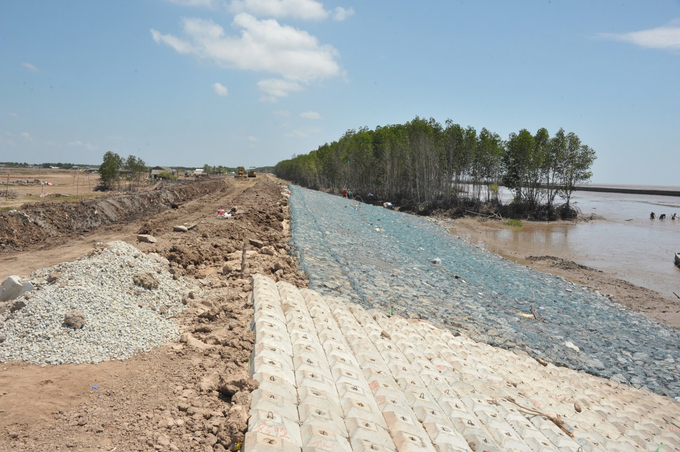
236, 166, 246, 178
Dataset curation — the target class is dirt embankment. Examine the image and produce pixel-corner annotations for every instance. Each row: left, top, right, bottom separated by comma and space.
0, 179, 225, 252
0, 176, 308, 451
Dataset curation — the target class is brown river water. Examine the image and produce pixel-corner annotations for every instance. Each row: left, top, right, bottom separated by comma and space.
458, 187, 680, 299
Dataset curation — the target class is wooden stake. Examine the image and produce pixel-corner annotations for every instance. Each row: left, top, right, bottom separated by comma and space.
241, 241, 248, 279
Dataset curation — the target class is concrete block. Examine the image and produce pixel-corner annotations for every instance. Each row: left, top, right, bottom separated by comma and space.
293, 342, 325, 358
413, 406, 452, 427
244, 431, 302, 452
248, 409, 303, 446
458, 428, 502, 452
321, 339, 351, 355
331, 365, 367, 386
390, 431, 437, 452
384, 411, 427, 438
255, 335, 293, 357
0, 276, 33, 302
252, 356, 297, 387
252, 348, 294, 372
341, 398, 387, 429
345, 417, 394, 448
298, 403, 347, 437
350, 438, 397, 452
336, 381, 370, 400
376, 396, 416, 420
327, 351, 360, 369
395, 376, 427, 391
297, 386, 342, 412
296, 370, 336, 394
254, 309, 286, 324
422, 423, 469, 451
250, 389, 299, 422
300, 424, 352, 452
294, 355, 332, 379
254, 375, 298, 404
403, 387, 435, 407
367, 378, 401, 397
290, 330, 322, 347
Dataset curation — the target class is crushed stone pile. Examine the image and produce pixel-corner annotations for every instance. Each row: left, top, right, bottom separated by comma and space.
0, 241, 191, 365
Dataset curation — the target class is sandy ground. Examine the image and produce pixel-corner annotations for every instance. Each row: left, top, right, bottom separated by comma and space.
0, 175, 306, 451
439, 216, 680, 330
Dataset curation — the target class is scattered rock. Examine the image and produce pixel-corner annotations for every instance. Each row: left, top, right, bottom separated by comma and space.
248, 238, 264, 248
48, 272, 62, 284
0, 275, 34, 302
173, 225, 189, 233
137, 234, 157, 243
0, 333, 6, 343
64, 310, 86, 329
10, 300, 26, 312
259, 246, 276, 256
133, 272, 160, 290
574, 402, 582, 413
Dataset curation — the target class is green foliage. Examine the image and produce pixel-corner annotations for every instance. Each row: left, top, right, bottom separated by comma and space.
156, 171, 177, 180
274, 117, 596, 215
98, 151, 123, 189
505, 219, 523, 227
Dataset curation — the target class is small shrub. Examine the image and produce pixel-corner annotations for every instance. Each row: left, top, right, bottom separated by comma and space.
505, 219, 523, 227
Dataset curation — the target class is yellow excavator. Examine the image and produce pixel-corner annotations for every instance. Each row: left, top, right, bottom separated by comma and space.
236, 166, 246, 178
248, 167, 257, 178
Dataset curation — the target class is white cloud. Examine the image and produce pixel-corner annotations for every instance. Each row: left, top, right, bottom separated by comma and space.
21, 132, 33, 141
228, 0, 328, 20
333, 6, 354, 21
213, 82, 229, 96
598, 21, 680, 50
246, 135, 258, 141
68, 140, 98, 151
151, 14, 342, 99
257, 78, 304, 101
22, 62, 39, 72
299, 110, 321, 119
7, 112, 18, 117
284, 126, 319, 138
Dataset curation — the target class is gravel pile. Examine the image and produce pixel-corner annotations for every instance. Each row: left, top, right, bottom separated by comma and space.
0, 241, 190, 365
288, 185, 680, 398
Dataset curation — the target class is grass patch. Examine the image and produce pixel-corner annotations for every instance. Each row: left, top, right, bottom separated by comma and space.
505, 219, 523, 227
0, 206, 19, 211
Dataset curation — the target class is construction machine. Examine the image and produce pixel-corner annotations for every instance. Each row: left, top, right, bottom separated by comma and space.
236, 166, 246, 178
248, 167, 257, 178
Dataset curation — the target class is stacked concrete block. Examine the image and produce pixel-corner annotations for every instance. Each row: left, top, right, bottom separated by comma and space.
244, 275, 680, 452
246, 275, 301, 452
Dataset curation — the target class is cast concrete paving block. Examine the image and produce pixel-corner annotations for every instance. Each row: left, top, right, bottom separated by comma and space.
294, 355, 333, 379
297, 386, 342, 412
318, 331, 349, 347
254, 310, 287, 326
291, 330, 322, 347
244, 431, 302, 452
253, 347, 295, 371
248, 410, 303, 447
321, 340, 352, 356
458, 428, 502, 452
296, 370, 337, 394
255, 341, 293, 360
251, 389, 299, 422
253, 356, 297, 387
377, 396, 419, 421
293, 342, 326, 359
255, 336, 293, 357
342, 398, 388, 429
383, 411, 428, 438
412, 406, 452, 428
337, 381, 370, 400
254, 376, 298, 404
390, 431, 437, 452
422, 423, 470, 452
298, 404, 347, 436
327, 350, 361, 369
350, 438, 397, 452
300, 424, 353, 452
345, 417, 394, 448
395, 376, 427, 392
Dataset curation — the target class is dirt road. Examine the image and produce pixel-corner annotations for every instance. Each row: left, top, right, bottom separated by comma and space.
0, 175, 307, 451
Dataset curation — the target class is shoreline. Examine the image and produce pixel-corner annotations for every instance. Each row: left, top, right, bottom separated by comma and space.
435, 215, 680, 330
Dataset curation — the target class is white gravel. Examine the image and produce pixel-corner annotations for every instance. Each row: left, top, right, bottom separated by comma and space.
0, 241, 190, 365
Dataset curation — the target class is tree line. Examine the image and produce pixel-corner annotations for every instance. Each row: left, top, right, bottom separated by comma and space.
99, 152, 148, 190
274, 117, 596, 218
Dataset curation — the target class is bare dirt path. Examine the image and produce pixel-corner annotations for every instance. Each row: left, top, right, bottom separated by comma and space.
440, 216, 680, 330
0, 175, 307, 451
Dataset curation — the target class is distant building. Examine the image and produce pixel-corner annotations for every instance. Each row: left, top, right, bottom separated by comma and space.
149, 166, 177, 179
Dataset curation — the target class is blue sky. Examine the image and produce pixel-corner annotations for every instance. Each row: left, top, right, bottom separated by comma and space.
1, 0, 679, 184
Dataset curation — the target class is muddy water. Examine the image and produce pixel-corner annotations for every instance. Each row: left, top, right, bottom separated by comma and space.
459, 188, 680, 299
